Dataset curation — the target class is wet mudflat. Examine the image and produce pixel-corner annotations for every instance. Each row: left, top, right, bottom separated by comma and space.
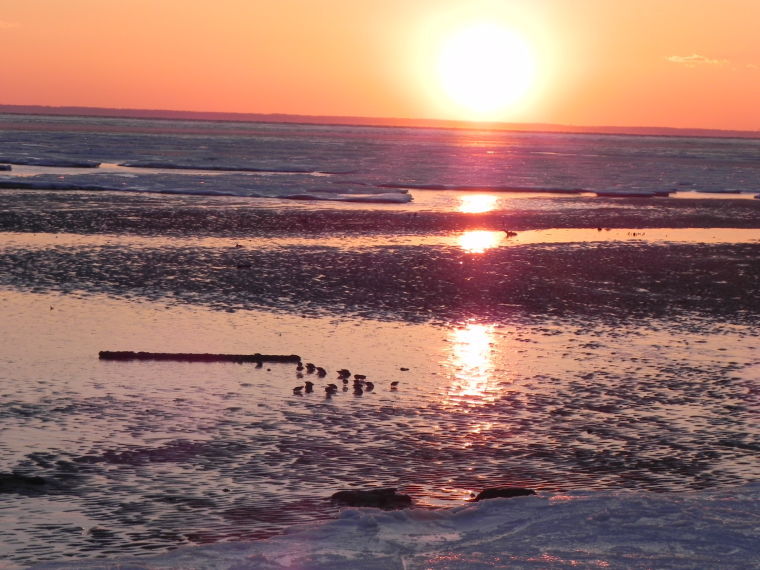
0, 190, 758, 565
2, 187, 760, 236
2, 237, 759, 324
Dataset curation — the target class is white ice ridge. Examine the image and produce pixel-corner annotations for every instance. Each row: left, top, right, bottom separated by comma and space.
33, 484, 759, 569
284, 191, 413, 203
118, 160, 318, 174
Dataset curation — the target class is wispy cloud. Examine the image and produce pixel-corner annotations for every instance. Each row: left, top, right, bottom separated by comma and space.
666, 54, 728, 67
0, 20, 20, 29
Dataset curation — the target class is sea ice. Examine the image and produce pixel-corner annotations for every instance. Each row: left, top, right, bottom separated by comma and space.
284, 191, 413, 203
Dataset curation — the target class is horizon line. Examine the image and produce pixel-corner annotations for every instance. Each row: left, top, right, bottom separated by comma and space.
1, 103, 759, 140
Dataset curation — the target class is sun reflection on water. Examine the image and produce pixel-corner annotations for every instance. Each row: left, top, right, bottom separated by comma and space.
458, 194, 498, 213
457, 230, 504, 253
444, 323, 501, 407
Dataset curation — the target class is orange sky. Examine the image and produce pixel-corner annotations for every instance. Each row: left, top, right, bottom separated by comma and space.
1, 0, 759, 130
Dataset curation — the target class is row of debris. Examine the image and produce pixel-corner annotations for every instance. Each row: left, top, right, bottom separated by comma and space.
294, 365, 401, 396
294, 379, 399, 396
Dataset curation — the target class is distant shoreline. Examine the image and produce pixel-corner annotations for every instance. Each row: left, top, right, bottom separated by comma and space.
1, 103, 759, 140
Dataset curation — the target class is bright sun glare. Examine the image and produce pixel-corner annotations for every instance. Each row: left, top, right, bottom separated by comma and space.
437, 22, 536, 119
457, 230, 504, 253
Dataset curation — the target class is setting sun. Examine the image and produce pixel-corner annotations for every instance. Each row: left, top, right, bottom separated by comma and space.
437, 22, 537, 119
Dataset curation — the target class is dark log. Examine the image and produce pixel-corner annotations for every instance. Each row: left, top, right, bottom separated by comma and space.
0, 158, 100, 168
99, 351, 301, 363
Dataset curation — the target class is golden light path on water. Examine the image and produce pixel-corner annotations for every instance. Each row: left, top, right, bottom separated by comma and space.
443, 323, 502, 412
456, 195, 504, 252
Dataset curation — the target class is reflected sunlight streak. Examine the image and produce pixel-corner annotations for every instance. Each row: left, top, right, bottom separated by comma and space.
458, 194, 498, 213
457, 230, 504, 253
444, 323, 500, 407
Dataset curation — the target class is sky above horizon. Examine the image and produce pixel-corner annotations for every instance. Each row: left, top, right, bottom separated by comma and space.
1, 0, 759, 131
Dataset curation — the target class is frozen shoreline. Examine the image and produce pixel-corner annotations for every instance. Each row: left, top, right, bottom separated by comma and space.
31, 484, 760, 569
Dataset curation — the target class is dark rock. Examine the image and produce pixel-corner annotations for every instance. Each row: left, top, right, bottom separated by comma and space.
0, 164, 10, 171
0, 472, 46, 493
472, 487, 536, 501
330, 488, 412, 509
